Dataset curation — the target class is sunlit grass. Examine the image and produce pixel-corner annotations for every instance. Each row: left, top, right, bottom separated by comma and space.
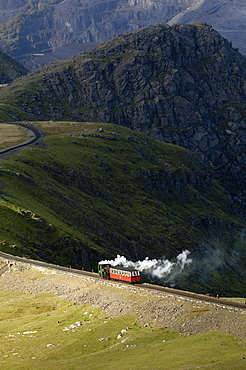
0, 286, 245, 370
0, 123, 30, 150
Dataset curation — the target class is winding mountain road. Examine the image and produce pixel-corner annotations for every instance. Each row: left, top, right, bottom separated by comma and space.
0, 122, 45, 157
0, 123, 245, 311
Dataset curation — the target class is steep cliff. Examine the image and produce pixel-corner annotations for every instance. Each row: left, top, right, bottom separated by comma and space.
0, 0, 212, 69
1, 0, 246, 70
1, 23, 245, 208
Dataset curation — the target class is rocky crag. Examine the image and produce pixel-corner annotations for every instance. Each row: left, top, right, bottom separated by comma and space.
1, 0, 246, 69
169, 0, 246, 56
0, 0, 227, 69
1, 23, 245, 209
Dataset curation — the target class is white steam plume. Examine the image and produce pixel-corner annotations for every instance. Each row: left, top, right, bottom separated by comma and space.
100, 250, 192, 280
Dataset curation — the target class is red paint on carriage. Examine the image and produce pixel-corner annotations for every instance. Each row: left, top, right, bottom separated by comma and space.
109, 271, 141, 283
98, 262, 141, 283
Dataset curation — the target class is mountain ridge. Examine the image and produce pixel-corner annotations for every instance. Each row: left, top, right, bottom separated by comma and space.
168, 0, 246, 56
1, 0, 246, 69
0, 24, 246, 295
0, 23, 245, 208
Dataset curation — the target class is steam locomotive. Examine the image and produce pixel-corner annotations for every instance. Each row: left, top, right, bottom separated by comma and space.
98, 262, 141, 283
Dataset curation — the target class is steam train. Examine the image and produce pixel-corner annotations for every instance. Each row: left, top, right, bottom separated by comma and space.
98, 262, 141, 283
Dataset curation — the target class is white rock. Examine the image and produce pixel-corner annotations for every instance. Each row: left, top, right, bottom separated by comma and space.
22, 331, 38, 335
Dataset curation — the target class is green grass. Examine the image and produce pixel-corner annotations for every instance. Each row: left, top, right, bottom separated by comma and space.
0, 286, 245, 370
0, 121, 245, 295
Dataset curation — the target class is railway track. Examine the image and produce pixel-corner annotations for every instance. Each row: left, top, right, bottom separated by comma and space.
0, 123, 245, 310
0, 251, 245, 311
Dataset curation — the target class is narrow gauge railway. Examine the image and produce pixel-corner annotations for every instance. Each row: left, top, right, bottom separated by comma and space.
0, 251, 246, 311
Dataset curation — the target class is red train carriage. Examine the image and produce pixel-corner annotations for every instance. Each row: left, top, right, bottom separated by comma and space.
98, 263, 141, 283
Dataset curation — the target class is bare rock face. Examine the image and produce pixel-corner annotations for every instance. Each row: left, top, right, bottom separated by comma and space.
168, 0, 246, 56
3, 23, 246, 207
0, 0, 25, 23
0, 0, 213, 69
1, 0, 246, 70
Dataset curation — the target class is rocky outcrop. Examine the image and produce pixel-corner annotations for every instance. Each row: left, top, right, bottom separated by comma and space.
0, 0, 214, 69
3, 23, 245, 206
168, 0, 246, 56
1, 0, 246, 70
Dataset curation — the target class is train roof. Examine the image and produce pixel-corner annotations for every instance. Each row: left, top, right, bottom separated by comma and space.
109, 265, 139, 272
98, 262, 139, 272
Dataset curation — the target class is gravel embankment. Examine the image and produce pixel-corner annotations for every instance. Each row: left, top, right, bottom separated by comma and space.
1, 266, 246, 340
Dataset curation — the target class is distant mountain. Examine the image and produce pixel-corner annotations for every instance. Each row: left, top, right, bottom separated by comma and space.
0, 50, 27, 83
169, 0, 246, 56
2, 0, 245, 70
0, 23, 245, 210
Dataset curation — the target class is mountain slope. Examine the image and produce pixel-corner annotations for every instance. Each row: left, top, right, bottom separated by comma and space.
1, 0, 246, 70
0, 23, 245, 207
169, 0, 246, 56
0, 0, 218, 69
0, 121, 245, 296
0, 50, 27, 83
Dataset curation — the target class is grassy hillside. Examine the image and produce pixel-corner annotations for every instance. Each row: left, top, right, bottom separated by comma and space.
0, 121, 245, 295
0, 23, 245, 211
0, 123, 30, 150
0, 269, 246, 370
